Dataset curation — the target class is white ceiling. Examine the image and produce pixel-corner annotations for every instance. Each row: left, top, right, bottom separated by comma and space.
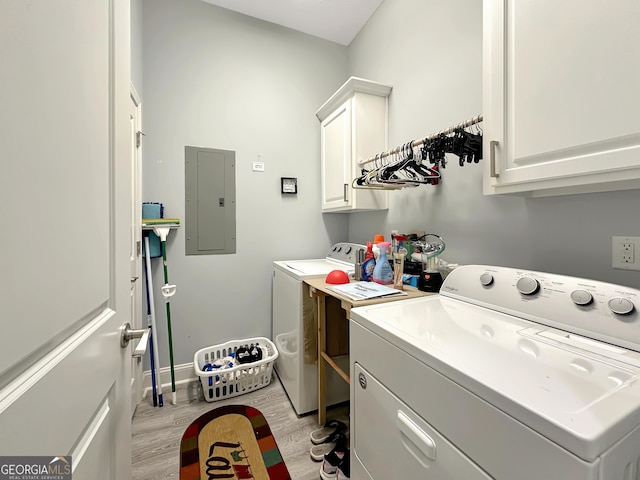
200, 0, 384, 46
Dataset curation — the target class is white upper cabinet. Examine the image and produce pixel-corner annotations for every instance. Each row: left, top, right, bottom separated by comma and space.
316, 77, 392, 212
483, 0, 640, 197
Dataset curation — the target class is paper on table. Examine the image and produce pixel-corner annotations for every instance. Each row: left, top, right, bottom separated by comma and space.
326, 281, 408, 301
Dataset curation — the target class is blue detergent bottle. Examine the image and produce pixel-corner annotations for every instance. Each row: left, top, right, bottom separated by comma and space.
362, 242, 375, 281
372, 241, 394, 285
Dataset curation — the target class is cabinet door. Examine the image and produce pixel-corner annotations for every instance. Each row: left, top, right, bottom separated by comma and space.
320, 99, 352, 210
483, 0, 640, 197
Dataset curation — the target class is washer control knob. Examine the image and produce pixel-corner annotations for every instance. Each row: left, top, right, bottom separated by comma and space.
516, 277, 539, 295
480, 273, 494, 286
608, 297, 635, 315
345, 247, 352, 254
570, 289, 593, 306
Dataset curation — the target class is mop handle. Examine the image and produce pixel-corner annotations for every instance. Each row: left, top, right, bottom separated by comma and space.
143, 249, 158, 407
145, 236, 164, 407
161, 240, 177, 404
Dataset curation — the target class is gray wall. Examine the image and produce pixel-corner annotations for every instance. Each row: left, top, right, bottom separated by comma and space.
142, 0, 348, 365
142, 0, 640, 368
347, 0, 640, 287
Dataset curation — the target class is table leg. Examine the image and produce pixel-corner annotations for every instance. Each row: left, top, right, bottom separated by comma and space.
317, 292, 327, 426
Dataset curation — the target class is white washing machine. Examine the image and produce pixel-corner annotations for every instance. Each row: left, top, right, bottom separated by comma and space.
273, 242, 364, 416
350, 265, 640, 480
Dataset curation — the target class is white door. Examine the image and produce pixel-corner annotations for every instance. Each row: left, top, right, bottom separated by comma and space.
0, 1, 132, 479
130, 86, 144, 413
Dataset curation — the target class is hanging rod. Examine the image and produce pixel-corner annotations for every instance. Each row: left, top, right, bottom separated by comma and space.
358, 114, 483, 167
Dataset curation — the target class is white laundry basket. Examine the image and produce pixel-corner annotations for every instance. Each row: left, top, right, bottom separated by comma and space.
193, 337, 279, 402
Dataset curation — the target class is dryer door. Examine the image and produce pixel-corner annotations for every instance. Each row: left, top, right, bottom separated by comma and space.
353, 363, 491, 480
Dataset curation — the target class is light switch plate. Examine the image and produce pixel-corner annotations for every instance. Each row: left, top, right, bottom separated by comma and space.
252, 161, 265, 172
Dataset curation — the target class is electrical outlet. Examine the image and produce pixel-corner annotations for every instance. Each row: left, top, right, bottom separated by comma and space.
612, 236, 640, 270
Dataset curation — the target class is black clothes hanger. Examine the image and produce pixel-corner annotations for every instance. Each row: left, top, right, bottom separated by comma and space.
450, 128, 483, 166
353, 116, 483, 189
377, 143, 440, 185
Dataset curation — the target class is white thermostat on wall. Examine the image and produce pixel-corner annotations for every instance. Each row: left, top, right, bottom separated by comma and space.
281, 177, 297, 194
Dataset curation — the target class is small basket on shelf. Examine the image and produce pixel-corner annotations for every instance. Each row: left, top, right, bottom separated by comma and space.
193, 337, 279, 402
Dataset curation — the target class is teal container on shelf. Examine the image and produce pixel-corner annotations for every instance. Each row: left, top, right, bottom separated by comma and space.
142, 202, 163, 258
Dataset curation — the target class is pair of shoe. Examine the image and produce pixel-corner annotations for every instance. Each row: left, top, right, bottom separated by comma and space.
309, 419, 349, 462
319, 443, 350, 480
310, 432, 347, 462
235, 343, 263, 364
310, 419, 348, 445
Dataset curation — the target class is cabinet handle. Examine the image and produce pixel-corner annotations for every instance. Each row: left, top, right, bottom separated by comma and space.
490, 140, 500, 178
343, 183, 348, 202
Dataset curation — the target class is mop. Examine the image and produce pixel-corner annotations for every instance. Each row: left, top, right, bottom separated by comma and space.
143, 232, 158, 407
152, 223, 179, 406
144, 234, 164, 407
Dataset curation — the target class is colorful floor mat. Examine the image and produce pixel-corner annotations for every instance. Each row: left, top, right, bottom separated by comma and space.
180, 405, 292, 480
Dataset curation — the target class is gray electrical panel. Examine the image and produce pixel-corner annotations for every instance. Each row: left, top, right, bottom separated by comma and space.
185, 146, 236, 255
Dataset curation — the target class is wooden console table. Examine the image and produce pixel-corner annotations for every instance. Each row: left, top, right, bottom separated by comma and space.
305, 278, 433, 425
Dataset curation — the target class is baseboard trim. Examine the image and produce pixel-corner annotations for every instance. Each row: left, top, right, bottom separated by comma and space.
142, 362, 198, 399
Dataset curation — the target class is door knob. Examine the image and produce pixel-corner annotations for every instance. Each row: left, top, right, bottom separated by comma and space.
120, 323, 150, 357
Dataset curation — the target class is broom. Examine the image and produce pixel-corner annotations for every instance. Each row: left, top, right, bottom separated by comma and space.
148, 219, 180, 405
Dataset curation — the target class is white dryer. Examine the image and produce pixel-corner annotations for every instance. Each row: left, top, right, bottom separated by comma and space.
273, 242, 364, 416
350, 265, 640, 480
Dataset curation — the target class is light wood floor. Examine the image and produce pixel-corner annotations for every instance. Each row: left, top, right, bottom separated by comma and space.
131, 375, 348, 480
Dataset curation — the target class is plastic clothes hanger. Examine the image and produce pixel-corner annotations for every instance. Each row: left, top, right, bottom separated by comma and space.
352, 152, 405, 190
388, 143, 441, 184
376, 145, 420, 187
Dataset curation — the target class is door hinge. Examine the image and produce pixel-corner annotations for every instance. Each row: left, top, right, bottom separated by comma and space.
136, 130, 146, 148
137, 240, 142, 256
